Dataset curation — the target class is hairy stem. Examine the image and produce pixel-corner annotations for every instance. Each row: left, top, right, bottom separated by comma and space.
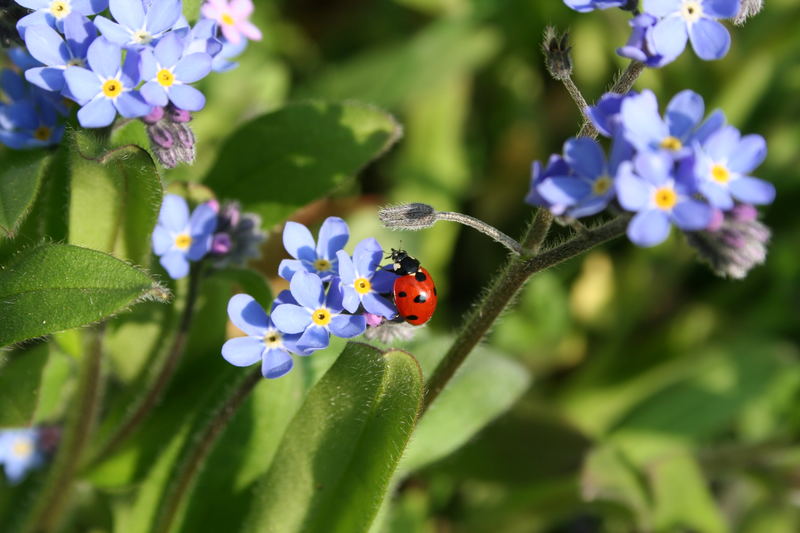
422, 216, 627, 411
153, 369, 263, 533
21, 327, 105, 533
578, 59, 646, 138
89, 265, 203, 465
436, 211, 525, 255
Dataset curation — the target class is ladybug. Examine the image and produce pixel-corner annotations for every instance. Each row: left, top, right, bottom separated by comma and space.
389, 248, 438, 325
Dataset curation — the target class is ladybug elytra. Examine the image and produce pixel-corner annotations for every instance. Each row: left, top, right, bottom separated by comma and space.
389, 249, 438, 325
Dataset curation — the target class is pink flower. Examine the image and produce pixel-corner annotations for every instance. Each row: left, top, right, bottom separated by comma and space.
202, 0, 262, 45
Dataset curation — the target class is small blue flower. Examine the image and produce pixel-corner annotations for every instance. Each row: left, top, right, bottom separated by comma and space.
525, 154, 573, 215
140, 32, 212, 111
0, 428, 43, 485
151, 194, 218, 279
643, 0, 739, 62
15, 0, 108, 37
93, 0, 182, 48
617, 151, 713, 246
222, 294, 305, 379
691, 125, 775, 210
587, 91, 635, 138
538, 136, 633, 218
271, 271, 366, 353
620, 89, 725, 158
336, 238, 397, 319
278, 217, 349, 282
616, 14, 670, 67
0, 70, 64, 149
23, 13, 97, 94
563, 0, 628, 12
63, 37, 152, 127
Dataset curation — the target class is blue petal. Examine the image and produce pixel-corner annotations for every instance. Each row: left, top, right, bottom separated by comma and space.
227, 293, 270, 337
63, 66, 100, 104
24, 24, 68, 66
174, 53, 212, 83
168, 84, 206, 112
63, 14, 97, 59
297, 325, 330, 351
693, 108, 725, 144
671, 199, 712, 230
353, 237, 383, 276
87, 37, 121, 79
324, 278, 345, 312
568, 195, 613, 218
362, 292, 397, 319
140, 81, 168, 107
15, 0, 50, 9
289, 271, 325, 309
704, 125, 739, 161
93, 16, 131, 46
77, 97, 116, 127
145, 0, 182, 35
633, 152, 673, 186
538, 177, 591, 206
283, 221, 317, 262
627, 209, 671, 247
262, 348, 294, 378
152, 225, 172, 255
16, 11, 53, 40
341, 285, 361, 314
140, 48, 157, 79
121, 48, 142, 86
329, 314, 367, 338
109, 0, 145, 30
702, 0, 739, 19
665, 90, 704, 140
113, 91, 151, 119
154, 31, 184, 68
728, 134, 767, 174
25, 67, 65, 92
650, 15, 689, 61
371, 268, 396, 293
729, 177, 776, 205
621, 90, 669, 152
563, 137, 604, 179
222, 336, 264, 367
688, 18, 730, 60
642, 0, 681, 16
271, 304, 312, 334
615, 161, 652, 211
698, 181, 734, 210
315, 216, 349, 260
71, 0, 109, 14
160, 250, 190, 279
278, 259, 306, 281
273, 290, 298, 308
336, 250, 356, 284
159, 194, 190, 231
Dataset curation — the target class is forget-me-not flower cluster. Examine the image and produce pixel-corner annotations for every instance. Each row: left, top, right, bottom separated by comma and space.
221, 217, 401, 379
0, 0, 262, 148
527, 89, 775, 250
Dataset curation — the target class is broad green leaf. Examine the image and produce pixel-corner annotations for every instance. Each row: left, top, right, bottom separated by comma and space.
68, 130, 163, 265
209, 268, 272, 307
400, 334, 531, 473
244, 343, 423, 533
0, 344, 49, 427
0, 243, 168, 346
182, 0, 202, 22
203, 101, 402, 227
0, 149, 51, 239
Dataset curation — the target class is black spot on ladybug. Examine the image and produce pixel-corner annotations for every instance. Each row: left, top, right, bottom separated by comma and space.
398, 291, 407, 298
415, 271, 427, 282
414, 294, 427, 303
405, 315, 419, 322
433, 286, 437, 296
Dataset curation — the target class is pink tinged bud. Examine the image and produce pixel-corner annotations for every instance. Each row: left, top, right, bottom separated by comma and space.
706, 208, 725, 232
149, 123, 175, 149
169, 107, 193, 123
143, 105, 166, 124
364, 313, 384, 328
207, 198, 221, 213
732, 204, 758, 223
212, 233, 232, 254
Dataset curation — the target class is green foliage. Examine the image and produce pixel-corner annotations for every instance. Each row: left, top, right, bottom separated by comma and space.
0, 345, 49, 427
203, 101, 402, 227
0, 244, 167, 346
244, 343, 423, 533
0, 150, 51, 239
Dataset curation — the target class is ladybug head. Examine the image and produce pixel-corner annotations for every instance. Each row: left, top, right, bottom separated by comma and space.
389, 248, 420, 275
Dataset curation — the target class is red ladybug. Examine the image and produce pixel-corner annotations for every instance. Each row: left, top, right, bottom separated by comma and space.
390, 249, 438, 325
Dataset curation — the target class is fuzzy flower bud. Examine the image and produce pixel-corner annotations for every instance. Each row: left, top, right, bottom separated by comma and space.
210, 201, 267, 268
142, 104, 196, 168
379, 203, 437, 230
686, 205, 771, 280
542, 27, 573, 81
363, 319, 419, 344
733, 0, 764, 25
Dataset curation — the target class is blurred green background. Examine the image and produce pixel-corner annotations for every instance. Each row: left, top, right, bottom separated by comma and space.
178, 0, 800, 531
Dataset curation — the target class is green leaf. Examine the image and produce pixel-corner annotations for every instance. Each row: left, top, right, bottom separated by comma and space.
244, 342, 423, 533
182, 0, 202, 22
209, 268, 272, 306
0, 149, 51, 239
203, 101, 402, 227
0, 243, 168, 346
68, 130, 163, 265
0, 344, 50, 427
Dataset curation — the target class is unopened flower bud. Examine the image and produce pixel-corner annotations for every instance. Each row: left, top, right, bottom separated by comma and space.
542, 26, 573, 81
733, 0, 764, 25
142, 104, 197, 168
364, 320, 419, 344
378, 203, 437, 230
210, 201, 266, 268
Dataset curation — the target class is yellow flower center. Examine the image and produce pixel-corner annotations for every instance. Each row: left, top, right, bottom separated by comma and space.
711, 163, 731, 184
660, 136, 683, 151
263, 330, 282, 348
156, 68, 175, 87
66, 57, 84, 67
313, 258, 332, 272
354, 277, 372, 295
221, 13, 235, 25
12, 439, 33, 458
653, 187, 677, 210
680, 0, 703, 23
311, 308, 331, 326
102, 79, 123, 99
132, 30, 153, 44
174, 233, 193, 250
33, 126, 51, 141
592, 175, 613, 196
49, 0, 71, 18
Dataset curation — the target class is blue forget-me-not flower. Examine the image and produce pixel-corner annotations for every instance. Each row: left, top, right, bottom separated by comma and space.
140, 31, 212, 111
336, 237, 397, 319
93, 0, 182, 49
0, 428, 43, 485
152, 194, 218, 279
14, 0, 107, 37
279, 217, 349, 283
